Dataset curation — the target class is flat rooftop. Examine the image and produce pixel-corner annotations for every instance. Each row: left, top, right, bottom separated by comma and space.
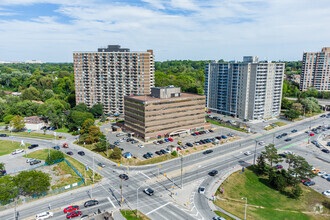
126, 92, 204, 102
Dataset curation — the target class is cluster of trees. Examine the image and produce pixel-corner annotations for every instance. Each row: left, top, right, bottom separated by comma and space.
155, 60, 206, 94
284, 61, 302, 75
0, 170, 51, 204
78, 118, 103, 144
283, 80, 330, 99
255, 144, 315, 199
282, 96, 321, 120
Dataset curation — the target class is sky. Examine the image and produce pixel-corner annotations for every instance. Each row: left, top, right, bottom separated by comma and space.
0, 0, 329, 62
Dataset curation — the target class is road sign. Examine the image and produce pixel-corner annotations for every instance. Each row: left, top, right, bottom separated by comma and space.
28, 129, 31, 132
99, 166, 101, 170
118, 163, 120, 167
159, 165, 161, 168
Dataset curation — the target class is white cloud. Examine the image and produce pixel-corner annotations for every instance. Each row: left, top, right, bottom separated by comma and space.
0, 0, 329, 62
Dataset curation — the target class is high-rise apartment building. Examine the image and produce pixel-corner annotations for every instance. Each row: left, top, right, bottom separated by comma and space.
300, 47, 330, 91
205, 57, 284, 120
124, 86, 208, 142
73, 45, 155, 115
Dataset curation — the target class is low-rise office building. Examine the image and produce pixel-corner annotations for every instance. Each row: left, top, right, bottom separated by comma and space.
124, 86, 209, 142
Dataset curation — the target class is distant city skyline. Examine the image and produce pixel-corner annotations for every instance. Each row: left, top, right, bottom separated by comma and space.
0, 0, 329, 62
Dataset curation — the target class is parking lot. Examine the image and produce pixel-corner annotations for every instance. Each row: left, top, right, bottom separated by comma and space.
100, 123, 249, 160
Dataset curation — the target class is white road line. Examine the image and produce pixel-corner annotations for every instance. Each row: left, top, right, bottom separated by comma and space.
146, 202, 171, 215
138, 171, 151, 180
107, 196, 116, 208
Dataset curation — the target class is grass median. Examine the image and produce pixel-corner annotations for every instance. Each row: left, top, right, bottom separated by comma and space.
206, 119, 247, 133
214, 167, 330, 220
120, 209, 150, 220
0, 140, 31, 156
0, 131, 65, 140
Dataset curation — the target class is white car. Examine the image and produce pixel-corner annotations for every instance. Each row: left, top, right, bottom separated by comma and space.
138, 144, 144, 148
258, 141, 265, 146
12, 149, 24, 155
322, 174, 330, 179
36, 211, 53, 220
153, 141, 159, 145
317, 171, 327, 176
322, 190, 330, 196
26, 158, 36, 163
244, 151, 252, 156
198, 186, 205, 194
283, 151, 294, 155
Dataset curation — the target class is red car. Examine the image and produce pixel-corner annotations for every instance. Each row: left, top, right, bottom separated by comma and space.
275, 164, 283, 169
207, 111, 211, 113
64, 205, 79, 213
309, 133, 315, 136
168, 137, 173, 142
177, 147, 182, 151
195, 132, 199, 135
66, 211, 82, 219
301, 178, 311, 183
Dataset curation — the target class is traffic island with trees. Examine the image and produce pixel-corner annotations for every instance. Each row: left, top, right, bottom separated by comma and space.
213, 144, 330, 220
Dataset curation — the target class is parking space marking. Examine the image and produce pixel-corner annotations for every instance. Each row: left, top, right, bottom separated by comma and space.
146, 202, 171, 215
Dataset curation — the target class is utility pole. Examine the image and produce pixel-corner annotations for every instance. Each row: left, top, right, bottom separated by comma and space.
253, 141, 258, 166
92, 154, 94, 198
242, 197, 247, 220
120, 178, 123, 207
106, 140, 109, 157
180, 153, 183, 189
273, 133, 275, 145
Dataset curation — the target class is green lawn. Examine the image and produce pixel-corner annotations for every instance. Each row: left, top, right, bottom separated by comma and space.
0, 131, 65, 140
0, 140, 30, 156
55, 127, 70, 133
214, 167, 330, 220
274, 121, 287, 127
206, 119, 247, 132
120, 210, 150, 220
24, 149, 102, 187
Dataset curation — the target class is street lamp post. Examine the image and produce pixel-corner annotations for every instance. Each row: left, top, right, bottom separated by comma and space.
253, 141, 258, 166
177, 151, 183, 189
242, 197, 247, 220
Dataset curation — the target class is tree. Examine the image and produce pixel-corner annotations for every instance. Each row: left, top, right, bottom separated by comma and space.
291, 103, 304, 114
81, 118, 94, 134
10, 115, 25, 130
72, 103, 89, 112
87, 125, 102, 143
255, 154, 268, 175
0, 176, 18, 204
262, 144, 282, 167
289, 155, 315, 186
42, 89, 54, 101
94, 141, 106, 152
291, 185, 303, 199
284, 109, 300, 121
21, 86, 40, 100
281, 98, 292, 109
67, 111, 94, 131
15, 170, 51, 196
45, 150, 65, 165
89, 103, 103, 118
100, 114, 106, 122
300, 97, 321, 113
110, 147, 122, 160
3, 114, 14, 124
268, 169, 287, 191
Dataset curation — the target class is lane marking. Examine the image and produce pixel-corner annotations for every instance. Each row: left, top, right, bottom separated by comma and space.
146, 202, 171, 215
107, 196, 116, 208
138, 171, 151, 180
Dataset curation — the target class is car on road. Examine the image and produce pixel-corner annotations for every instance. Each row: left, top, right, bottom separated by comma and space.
138, 143, 144, 148
303, 181, 315, 186
144, 188, 154, 196
284, 138, 292, 142
28, 144, 39, 149
11, 149, 24, 155
30, 159, 41, 165
209, 170, 218, 176
36, 211, 53, 220
281, 133, 288, 137
0, 134, 7, 137
258, 141, 265, 146
322, 174, 330, 179
66, 151, 73, 155
84, 200, 99, 207
62, 143, 69, 148
77, 151, 85, 156
66, 211, 82, 219
276, 135, 282, 139
275, 164, 283, 169
291, 129, 298, 133
52, 146, 60, 150
198, 186, 205, 194
321, 149, 330, 153
278, 153, 286, 158
203, 150, 213, 155
63, 205, 79, 213
244, 151, 252, 156
309, 133, 315, 136
321, 114, 326, 118
317, 171, 326, 176
119, 174, 129, 180
80, 215, 89, 220
98, 163, 105, 168
213, 217, 226, 220
322, 190, 330, 196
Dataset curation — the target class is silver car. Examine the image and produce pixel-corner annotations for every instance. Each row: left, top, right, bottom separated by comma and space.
12, 149, 24, 155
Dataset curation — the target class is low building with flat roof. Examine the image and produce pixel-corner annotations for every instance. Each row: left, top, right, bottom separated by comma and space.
124, 86, 209, 142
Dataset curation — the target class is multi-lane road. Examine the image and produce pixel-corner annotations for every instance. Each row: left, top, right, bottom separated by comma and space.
0, 115, 329, 220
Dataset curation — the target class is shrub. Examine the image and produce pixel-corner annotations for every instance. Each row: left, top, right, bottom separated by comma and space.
110, 147, 122, 160
291, 185, 303, 199
171, 151, 177, 157
46, 151, 65, 165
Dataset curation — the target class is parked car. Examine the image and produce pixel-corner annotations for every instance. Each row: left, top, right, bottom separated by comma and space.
322, 174, 330, 179
312, 169, 320, 174
143, 188, 154, 196
203, 150, 213, 155
301, 178, 311, 183
12, 149, 24, 155
186, 142, 193, 147
122, 152, 132, 158
317, 171, 327, 176
221, 135, 227, 139
66, 211, 82, 219
119, 174, 129, 180
322, 190, 330, 196
0, 134, 7, 137
131, 140, 138, 144
62, 143, 69, 148
77, 151, 85, 156
160, 149, 167, 154
84, 200, 99, 207
155, 151, 163, 155
275, 164, 283, 169
153, 141, 159, 145
198, 186, 205, 194
321, 149, 330, 153
26, 158, 36, 163
0, 170, 7, 177
209, 170, 218, 176
36, 211, 54, 220
310, 133, 315, 136
63, 205, 79, 213
278, 153, 286, 158
97, 163, 105, 168
213, 217, 226, 220
30, 159, 41, 165
66, 151, 73, 155
143, 154, 150, 159
52, 146, 60, 150
146, 152, 154, 158
138, 144, 144, 148
303, 181, 315, 186
178, 141, 182, 145
168, 137, 173, 142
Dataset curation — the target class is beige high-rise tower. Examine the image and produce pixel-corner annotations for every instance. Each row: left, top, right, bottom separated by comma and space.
300, 47, 330, 91
73, 45, 155, 115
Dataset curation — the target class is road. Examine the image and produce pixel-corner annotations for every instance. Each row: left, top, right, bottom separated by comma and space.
0, 115, 329, 220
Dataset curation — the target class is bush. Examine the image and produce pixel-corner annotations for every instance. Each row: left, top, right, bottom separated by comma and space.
3, 115, 14, 124
110, 147, 122, 160
291, 185, 303, 199
171, 151, 177, 157
45, 151, 65, 165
